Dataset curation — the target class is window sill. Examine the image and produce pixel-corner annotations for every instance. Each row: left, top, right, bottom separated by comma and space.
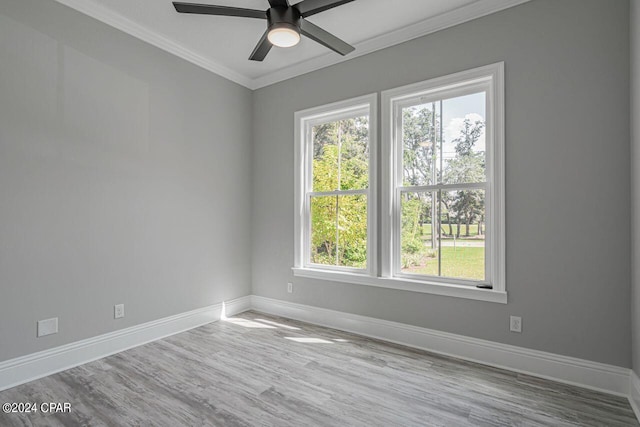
292, 267, 507, 304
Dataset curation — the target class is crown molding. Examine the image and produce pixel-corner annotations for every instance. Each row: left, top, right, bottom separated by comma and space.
53, 0, 254, 88
251, 0, 531, 89
54, 0, 531, 90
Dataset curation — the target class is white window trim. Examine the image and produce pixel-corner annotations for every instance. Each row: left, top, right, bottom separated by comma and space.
291, 267, 507, 304
293, 63, 506, 304
381, 62, 505, 302
294, 93, 378, 277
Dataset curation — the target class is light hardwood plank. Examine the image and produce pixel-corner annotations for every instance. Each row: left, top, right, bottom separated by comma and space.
0, 311, 637, 426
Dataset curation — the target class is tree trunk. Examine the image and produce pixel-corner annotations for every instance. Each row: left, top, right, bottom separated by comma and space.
465, 217, 471, 237
412, 205, 420, 239
324, 241, 332, 257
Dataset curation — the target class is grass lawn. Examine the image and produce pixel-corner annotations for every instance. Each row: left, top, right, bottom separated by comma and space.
403, 246, 485, 280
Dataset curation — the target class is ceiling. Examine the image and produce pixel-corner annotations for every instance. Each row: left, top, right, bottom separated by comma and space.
54, 0, 529, 89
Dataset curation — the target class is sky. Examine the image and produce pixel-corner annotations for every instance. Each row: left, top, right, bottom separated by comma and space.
408, 91, 486, 164
442, 91, 486, 155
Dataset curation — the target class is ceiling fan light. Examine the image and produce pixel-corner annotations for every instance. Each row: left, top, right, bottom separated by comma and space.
268, 26, 300, 48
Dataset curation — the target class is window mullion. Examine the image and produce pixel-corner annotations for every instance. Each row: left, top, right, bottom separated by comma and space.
309, 189, 367, 197
335, 195, 339, 266
397, 182, 487, 192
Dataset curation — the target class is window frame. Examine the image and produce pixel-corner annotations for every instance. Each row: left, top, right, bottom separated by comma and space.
390, 82, 492, 287
293, 63, 505, 304
293, 94, 378, 277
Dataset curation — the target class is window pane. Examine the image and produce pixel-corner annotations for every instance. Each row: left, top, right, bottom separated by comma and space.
440, 189, 486, 281
310, 194, 367, 268
401, 103, 440, 186
312, 116, 369, 192
400, 189, 486, 281
337, 195, 367, 268
401, 92, 487, 187
400, 192, 439, 275
310, 196, 337, 266
441, 92, 486, 185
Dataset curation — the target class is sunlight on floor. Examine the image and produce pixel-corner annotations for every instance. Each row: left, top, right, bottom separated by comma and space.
221, 302, 227, 320
221, 308, 343, 344
223, 318, 277, 328
284, 337, 334, 344
253, 318, 301, 330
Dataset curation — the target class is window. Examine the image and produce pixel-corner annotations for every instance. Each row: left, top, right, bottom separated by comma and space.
294, 63, 505, 303
294, 94, 377, 275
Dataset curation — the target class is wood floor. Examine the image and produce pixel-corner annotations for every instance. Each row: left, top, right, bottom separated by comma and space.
0, 310, 637, 427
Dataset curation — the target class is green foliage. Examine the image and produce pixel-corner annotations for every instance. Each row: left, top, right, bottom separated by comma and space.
443, 118, 486, 238
310, 195, 337, 264
402, 106, 438, 186
313, 144, 339, 192
308, 104, 487, 278
310, 117, 369, 268
337, 195, 367, 266
421, 223, 484, 239
400, 105, 439, 267
400, 195, 430, 268
452, 119, 484, 156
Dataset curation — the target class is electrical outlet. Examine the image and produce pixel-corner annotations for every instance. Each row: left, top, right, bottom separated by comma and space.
510, 316, 522, 333
37, 317, 58, 337
287, 282, 293, 293
114, 304, 125, 319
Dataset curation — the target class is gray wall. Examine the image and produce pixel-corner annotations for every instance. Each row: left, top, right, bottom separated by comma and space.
632, 0, 640, 375
0, 0, 253, 361
1, 0, 632, 370
252, 0, 631, 366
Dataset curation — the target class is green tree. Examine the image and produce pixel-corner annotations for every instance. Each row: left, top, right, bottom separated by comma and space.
400, 105, 439, 263
402, 106, 439, 186
310, 117, 369, 267
444, 118, 485, 237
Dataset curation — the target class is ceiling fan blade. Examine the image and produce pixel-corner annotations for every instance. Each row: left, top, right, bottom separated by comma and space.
173, 2, 266, 19
268, 0, 290, 7
249, 30, 273, 61
300, 19, 354, 56
294, 0, 355, 17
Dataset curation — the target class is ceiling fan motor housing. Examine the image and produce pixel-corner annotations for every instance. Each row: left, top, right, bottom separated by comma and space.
267, 6, 301, 34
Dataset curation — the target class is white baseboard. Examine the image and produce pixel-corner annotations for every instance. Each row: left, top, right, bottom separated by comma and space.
250, 296, 631, 398
1, 293, 637, 424
631, 370, 640, 422
0, 296, 251, 392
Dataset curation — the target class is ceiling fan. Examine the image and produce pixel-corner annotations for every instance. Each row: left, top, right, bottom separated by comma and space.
172, 0, 356, 61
